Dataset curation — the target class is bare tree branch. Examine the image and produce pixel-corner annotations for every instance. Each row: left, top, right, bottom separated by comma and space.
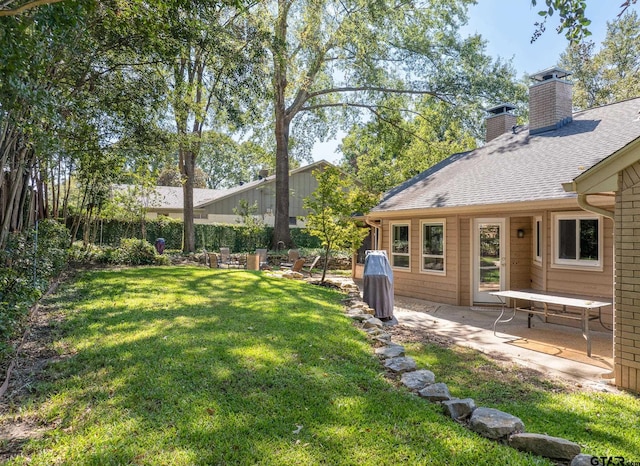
0, 0, 66, 16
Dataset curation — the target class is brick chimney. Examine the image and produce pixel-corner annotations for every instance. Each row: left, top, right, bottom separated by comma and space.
485, 104, 517, 142
529, 67, 573, 135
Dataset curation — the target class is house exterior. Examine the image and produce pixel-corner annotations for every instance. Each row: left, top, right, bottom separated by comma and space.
121, 160, 338, 227
563, 127, 640, 393
365, 67, 640, 392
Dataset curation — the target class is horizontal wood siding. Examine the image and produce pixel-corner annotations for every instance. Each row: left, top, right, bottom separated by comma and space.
459, 217, 471, 306
510, 217, 532, 291
381, 217, 459, 305
206, 169, 320, 218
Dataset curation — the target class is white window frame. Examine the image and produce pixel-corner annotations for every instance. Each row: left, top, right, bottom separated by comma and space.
551, 212, 603, 270
390, 222, 411, 269
421, 219, 446, 275
533, 216, 543, 265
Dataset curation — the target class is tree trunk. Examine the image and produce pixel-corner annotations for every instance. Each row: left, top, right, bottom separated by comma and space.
272, 1, 293, 249
273, 114, 292, 248
180, 148, 196, 252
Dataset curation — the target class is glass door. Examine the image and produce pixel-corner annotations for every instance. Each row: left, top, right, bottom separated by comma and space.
473, 219, 506, 303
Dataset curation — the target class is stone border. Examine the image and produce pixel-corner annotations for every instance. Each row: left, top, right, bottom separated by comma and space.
326, 277, 596, 466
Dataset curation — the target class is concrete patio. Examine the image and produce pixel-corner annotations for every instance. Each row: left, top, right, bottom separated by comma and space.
383, 294, 615, 390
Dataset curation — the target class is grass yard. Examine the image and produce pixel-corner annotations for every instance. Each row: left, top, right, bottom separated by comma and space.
400, 338, 640, 460
0, 266, 553, 465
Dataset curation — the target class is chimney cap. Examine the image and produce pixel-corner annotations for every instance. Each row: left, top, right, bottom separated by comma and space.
486, 103, 517, 116
529, 66, 572, 82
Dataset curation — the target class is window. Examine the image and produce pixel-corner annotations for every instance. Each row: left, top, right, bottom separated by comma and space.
421, 220, 445, 274
534, 216, 542, 264
552, 212, 602, 268
390, 223, 410, 269
289, 216, 297, 226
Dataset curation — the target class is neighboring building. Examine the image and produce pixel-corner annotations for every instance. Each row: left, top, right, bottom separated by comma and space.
365, 67, 640, 393
115, 160, 341, 227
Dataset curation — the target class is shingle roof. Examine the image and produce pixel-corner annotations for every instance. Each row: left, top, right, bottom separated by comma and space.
113, 185, 224, 210
373, 97, 640, 213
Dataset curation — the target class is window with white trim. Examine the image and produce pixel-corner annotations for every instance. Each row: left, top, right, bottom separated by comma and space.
552, 212, 602, 268
390, 223, 410, 269
421, 220, 445, 274
534, 216, 542, 264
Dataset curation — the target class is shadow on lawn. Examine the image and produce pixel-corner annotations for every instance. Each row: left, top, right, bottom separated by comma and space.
7, 267, 574, 464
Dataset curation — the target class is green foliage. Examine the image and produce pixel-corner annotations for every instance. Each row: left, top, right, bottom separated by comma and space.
0, 219, 70, 359
558, 10, 640, 110
531, 0, 637, 43
304, 167, 377, 281
340, 94, 527, 194
114, 238, 167, 266
233, 200, 267, 252
72, 215, 323, 252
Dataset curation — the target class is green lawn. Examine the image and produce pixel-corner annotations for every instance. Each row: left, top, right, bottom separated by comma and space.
1, 267, 553, 465
404, 340, 640, 460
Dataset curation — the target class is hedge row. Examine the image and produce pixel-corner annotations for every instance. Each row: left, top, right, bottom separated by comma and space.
74, 218, 322, 252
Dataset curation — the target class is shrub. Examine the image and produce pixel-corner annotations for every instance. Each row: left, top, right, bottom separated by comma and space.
0, 219, 70, 359
115, 239, 169, 266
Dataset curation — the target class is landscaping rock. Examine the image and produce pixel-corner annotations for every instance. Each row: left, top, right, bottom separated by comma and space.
282, 271, 304, 279
384, 356, 417, 373
347, 312, 370, 322
363, 317, 383, 329
375, 344, 405, 359
442, 398, 476, 420
400, 369, 436, 391
469, 407, 524, 440
509, 433, 580, 460
373, 333, 392, 343
571, 454, 600, 466
418, 382, 451, 402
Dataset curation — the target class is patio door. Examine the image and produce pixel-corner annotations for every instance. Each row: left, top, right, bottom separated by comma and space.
473, 219, 506, 304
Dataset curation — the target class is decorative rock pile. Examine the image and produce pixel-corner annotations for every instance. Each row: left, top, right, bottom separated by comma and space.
332, 279, 594, 466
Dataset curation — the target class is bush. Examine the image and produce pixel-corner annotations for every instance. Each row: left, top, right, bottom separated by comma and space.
0, 219, 71, 359
72, 217, 323, 252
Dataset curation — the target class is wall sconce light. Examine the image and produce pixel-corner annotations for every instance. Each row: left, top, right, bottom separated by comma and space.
517, 229, 525, 238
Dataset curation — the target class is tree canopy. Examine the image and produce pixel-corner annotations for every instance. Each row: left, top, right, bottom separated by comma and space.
559, 10, 640, 110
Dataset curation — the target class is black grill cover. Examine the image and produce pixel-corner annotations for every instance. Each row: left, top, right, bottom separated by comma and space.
362, 251, 394, 319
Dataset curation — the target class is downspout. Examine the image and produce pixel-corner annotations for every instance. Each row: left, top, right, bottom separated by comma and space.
577, 194, 614, 220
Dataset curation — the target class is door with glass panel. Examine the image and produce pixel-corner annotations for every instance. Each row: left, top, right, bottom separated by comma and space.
473, 219, 506, 303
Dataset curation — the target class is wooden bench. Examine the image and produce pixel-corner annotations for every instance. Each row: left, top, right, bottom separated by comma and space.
490, 290, 611, 357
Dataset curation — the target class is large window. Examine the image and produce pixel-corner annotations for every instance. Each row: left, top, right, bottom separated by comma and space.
391, 223, 410, 269
552, 212, 602, 268
421, 220, 445, 274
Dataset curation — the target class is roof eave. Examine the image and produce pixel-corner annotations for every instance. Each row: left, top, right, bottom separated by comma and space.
564, 136, 640, 195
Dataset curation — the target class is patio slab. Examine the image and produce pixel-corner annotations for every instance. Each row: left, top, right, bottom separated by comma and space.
379, 293, 615, 390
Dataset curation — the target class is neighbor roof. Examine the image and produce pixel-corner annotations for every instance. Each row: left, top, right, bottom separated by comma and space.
112, 185, 223, 210
373, 97, 640, 213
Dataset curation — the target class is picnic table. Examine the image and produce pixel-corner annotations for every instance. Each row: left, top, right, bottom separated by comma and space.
490, 290, 611, 357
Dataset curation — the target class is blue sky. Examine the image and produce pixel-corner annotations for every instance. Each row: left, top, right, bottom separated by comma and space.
312, 0, 639, 163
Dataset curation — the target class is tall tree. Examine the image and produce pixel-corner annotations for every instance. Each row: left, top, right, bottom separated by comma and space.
160, 1, 266, 252
559, 11, 640, 110
248, 0, 526, 247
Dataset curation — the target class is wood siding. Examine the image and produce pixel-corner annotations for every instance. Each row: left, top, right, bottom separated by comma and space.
375, 205, 615, 316
381, 216, 460, 305
204, 169, 321, 219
